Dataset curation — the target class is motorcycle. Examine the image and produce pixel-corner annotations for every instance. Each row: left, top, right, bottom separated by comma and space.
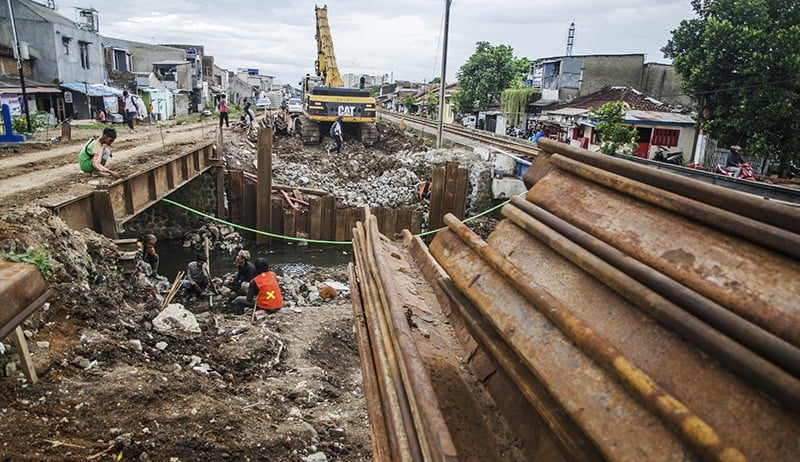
713, 162, 756, 181
652, 146, 684, 165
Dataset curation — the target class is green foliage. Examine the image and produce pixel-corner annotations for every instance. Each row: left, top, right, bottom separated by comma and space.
501, 88, 540, 126
73, 121, 106, 130
401, 95, 418, 113
426, 92, 439, 111
3, 246, 53, 277
430, 77, 441, 84
590, 102, 638, 155
663, 0, 800, 176
452, 41, 529, 115
11, 111, 49, 134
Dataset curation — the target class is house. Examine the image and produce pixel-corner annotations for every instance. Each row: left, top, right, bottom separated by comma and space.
528, 54, 690, 112
229, 69, 273, 106
0, 46, 60, 117
540, 86, 697, 160
413, 82, 458, 124
0, 1, 108, 120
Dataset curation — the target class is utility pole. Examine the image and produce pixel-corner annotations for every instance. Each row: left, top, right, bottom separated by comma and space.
436, 0, 452, 149
6, 0, 32, 133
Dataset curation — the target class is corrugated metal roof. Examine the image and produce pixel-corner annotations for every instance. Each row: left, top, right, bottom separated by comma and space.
60, 82, 123, 97
553, 86, 685, 113
624, 110, 695, 125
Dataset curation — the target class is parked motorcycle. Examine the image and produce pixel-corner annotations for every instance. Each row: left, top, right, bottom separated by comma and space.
652, 146, 684, 165
713, 162, 756, 181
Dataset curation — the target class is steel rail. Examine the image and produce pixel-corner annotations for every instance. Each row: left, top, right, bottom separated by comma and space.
537, 138, 800, 232
504, 198, 800, 411
548, 153, 800, 261
363, 212, 458, 462
436, 277, 605, 462
352, 223, 418, 461
348, 262, 392, 461
441, 213, 746, 462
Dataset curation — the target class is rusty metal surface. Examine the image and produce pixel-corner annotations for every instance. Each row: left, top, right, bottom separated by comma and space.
351, 138, 800, 462
527, 168, 800, 349
537, 138, 800, 230
506, 197, 800, 404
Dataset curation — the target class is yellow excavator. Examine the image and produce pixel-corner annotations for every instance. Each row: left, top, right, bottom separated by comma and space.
298, 5, 378, 146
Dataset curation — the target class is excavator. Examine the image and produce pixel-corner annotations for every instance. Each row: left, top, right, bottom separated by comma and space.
297, 5, 378, 146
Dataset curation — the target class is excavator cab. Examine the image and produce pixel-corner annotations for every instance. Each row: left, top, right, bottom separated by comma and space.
294, 6, 378, 146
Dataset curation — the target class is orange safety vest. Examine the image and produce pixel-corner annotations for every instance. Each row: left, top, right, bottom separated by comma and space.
254, 271, 283, 311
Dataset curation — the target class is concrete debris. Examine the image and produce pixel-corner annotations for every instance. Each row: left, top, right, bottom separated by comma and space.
152, 304, 201, 335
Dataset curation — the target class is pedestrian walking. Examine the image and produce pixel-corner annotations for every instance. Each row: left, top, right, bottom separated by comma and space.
218, 94, 229, 128
327, 115, 343, 154
122, 91, 138, 133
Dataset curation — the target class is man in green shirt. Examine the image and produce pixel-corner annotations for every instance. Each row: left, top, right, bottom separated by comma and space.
78, 127, 120, 178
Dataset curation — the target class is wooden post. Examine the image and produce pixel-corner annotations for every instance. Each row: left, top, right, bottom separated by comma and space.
256, 126, 273, 244
453, 167, 470, 219
322, 195, 336, 241
10, 326, 37, 384
427, 166, 446, 233
309, 196, 323, 240
229, 170, 244, 225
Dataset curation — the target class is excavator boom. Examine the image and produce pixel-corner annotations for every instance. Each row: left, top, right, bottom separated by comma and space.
314, 5, 344, 87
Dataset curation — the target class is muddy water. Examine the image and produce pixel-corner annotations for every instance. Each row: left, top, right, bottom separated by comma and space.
155, 240, 353, 280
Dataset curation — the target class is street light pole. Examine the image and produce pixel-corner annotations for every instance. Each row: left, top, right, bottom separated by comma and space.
6, 0, 32, 133
436, 0, 452, 149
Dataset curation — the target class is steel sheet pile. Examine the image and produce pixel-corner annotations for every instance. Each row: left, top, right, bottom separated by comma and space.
351, 137, 800, 462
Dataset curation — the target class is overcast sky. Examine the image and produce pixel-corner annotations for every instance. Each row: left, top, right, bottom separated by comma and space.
57, 0, 695, 86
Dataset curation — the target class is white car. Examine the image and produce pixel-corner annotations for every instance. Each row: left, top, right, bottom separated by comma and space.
255, 98, 271, 110
287, 98, 303, 113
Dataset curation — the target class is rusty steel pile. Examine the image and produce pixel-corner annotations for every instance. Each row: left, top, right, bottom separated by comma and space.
348, 137, 800, 461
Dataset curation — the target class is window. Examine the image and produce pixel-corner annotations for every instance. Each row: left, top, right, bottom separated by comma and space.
113, 48, 131, 72
651, 128, 680, 147
79, 41, 90, 69
62, 37, 71, 55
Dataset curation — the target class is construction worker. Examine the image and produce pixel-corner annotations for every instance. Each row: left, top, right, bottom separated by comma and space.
232, 257, 283, 316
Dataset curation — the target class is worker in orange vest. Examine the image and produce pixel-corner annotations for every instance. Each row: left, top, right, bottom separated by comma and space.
232, 257, 283, 316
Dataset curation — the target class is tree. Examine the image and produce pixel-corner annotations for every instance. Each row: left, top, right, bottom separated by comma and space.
590, 102, 638, 155
400, 95, 418, 114
452, 41, 528, 115
501, 88, 540, 126
662, 0, 800, 176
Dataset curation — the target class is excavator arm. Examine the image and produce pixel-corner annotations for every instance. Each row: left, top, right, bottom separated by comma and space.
314, 5, 344, 87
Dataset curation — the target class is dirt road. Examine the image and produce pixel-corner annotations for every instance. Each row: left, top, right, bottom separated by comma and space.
0, 118, 218, 207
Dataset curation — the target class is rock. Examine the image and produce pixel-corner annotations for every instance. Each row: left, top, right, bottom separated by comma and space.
36, 341, 50, 349
155, 342, 168, 351
152, 304, 201, 335
128, 339, 143, 352
303, 452, 328, 462
72, 356, 91, 369
318, 284, 337, 300
329, 427, 345, 438
5, 361, 17, 376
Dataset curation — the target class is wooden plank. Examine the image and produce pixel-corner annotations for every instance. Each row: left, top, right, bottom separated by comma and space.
335, 207, 348, 242
322, 195, 336, 241
396, 208, 412, 235
271, 196, 284, 241
383, 207, 398, 239
308, 196, 323, 240
410, 209, 423, 235
428, 166, 446, 233
452, 167, 470, 220
243, 182, 257, 241
216, 166, 225, 219
10, 326, 37, 384
229, 170, 244, 224
283, 208, 297, 238
372, 207, 385, 235
443, 161, 459, 217
256, 126, 273, 244
296, 208, 310, 239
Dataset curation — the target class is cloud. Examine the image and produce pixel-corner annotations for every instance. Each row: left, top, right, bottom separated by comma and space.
58, 0, 694, 85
